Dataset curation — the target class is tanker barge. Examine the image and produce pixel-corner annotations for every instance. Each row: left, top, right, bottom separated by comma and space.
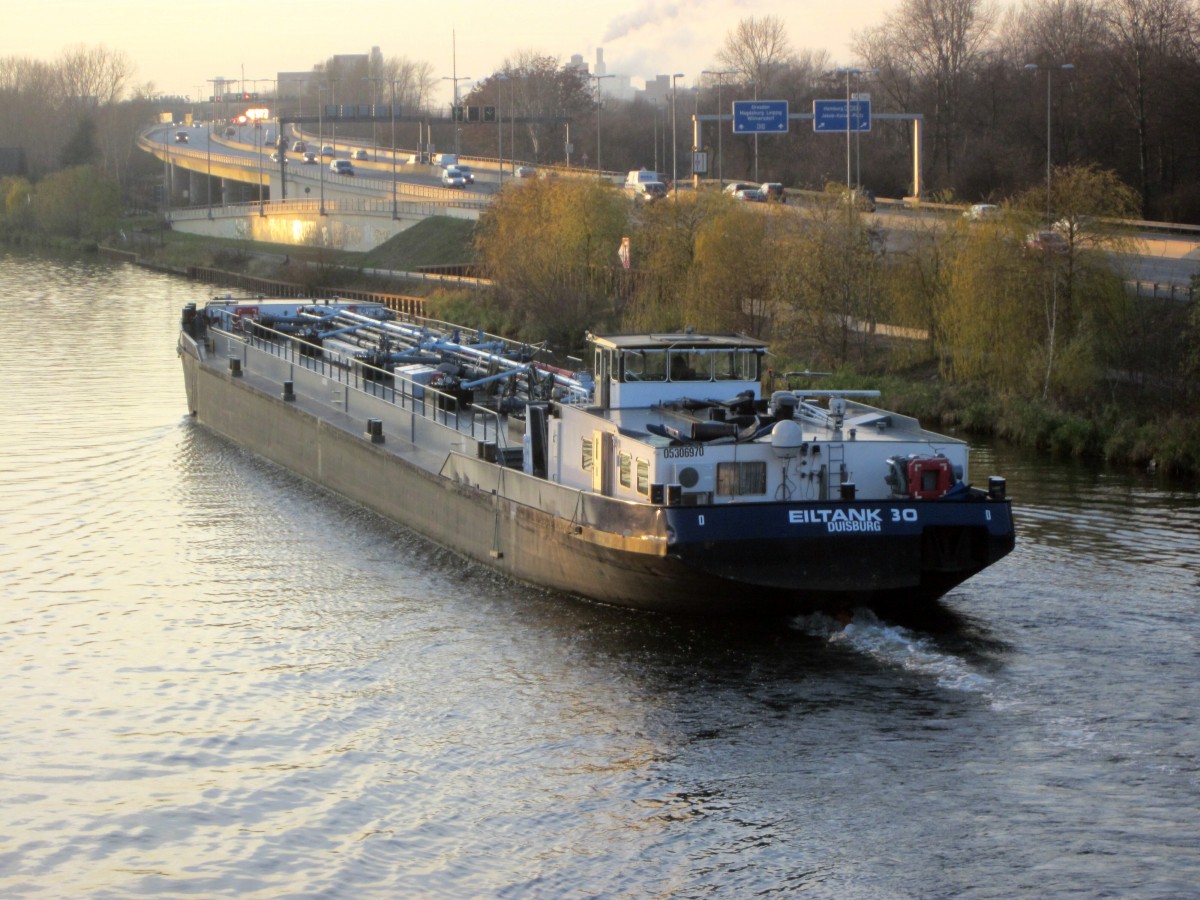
178, 297, 1014, 615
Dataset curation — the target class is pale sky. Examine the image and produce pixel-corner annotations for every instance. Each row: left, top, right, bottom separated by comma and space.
13, 0, 898, 104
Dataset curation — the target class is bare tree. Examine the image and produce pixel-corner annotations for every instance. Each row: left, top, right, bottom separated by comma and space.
856, 0, 998, 179
382, 57, 436, 111
1101, 0, 1199, 213
717, 15, 797, 95
54, 44, 133, 108
491, 52, 591, 164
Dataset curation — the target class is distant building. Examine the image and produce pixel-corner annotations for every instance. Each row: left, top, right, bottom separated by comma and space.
568, 49, 636, 101
276, 47, 383, 110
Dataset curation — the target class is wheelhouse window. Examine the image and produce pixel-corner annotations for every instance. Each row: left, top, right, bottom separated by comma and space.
717, 461, 767, 496
622, 349, 666, 382
619, 452, 632, 488
713, 349, 760, 381
636, 458, 650, 495
581, 437, 593, 471
669, 350, 713, 382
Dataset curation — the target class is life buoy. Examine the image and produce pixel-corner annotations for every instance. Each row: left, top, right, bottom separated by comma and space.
907, 456, 954, 499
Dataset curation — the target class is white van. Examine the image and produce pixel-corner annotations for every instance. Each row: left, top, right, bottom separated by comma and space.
434, 153, 459, 168
626, 169, 666, 188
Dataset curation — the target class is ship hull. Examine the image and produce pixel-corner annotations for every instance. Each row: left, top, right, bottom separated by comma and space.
180, 332, 1013, 617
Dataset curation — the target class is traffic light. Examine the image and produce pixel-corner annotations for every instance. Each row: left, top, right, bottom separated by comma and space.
483, 106, 496, 123
452, 105, 464, 122
467, 106, 480, 122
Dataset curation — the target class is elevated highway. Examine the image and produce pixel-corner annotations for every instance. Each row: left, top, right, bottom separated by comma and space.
140, 123, 1199, 292
139, 122, 493, 251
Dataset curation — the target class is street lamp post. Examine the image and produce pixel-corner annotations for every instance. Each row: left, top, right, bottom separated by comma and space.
255, 120, 266, 217
852, 69, 876, 191
591, 73, 614, 178
497, 74, 508, 188
390, 79, 398, 219
318, 86, 327, 215
752, 79, 759, 181
442, 75, 471, 155
652, 98, 658, 173
671, 73, 684, 198
833, 68, 858, 193
832, 67, 875, 219
509, 74, 517, 173
366, 76, 386, 159
702, 69, 734, 187
1025, 63, 1075, 223
206, 119, 213, 218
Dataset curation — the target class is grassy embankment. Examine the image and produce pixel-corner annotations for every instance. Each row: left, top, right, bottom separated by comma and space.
123, 215, 477, 297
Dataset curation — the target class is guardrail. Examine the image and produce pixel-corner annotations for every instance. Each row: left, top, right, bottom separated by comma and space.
166, 196, 484, 222
188, 268, 431, 315
1125, 279, 1194, 302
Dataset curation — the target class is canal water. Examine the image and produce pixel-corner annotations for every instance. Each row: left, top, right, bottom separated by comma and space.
1, 248, 1198, 898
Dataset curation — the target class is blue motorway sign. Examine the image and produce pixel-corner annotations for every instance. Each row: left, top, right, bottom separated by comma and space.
732, 100, 789, 133
813, 99, 872, 133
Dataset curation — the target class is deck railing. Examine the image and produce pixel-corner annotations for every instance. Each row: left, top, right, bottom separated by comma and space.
207, 308, 508, 449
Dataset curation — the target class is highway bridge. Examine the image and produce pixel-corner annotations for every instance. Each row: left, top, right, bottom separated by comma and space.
139, 121, 1199, 294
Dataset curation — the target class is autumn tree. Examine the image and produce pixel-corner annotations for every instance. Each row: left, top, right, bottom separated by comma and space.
772, 201, 887, 368
31, 164, 121, 239
885, 219, 964, 369
1, 176, 35, 233
623, 192, 722, 332
998, 164, 1139, 399
940, 221, 1041, 387
474, 178, 630, 350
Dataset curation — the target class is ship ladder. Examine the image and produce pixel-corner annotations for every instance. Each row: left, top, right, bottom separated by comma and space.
489, 466, 505, 559
566, 492, 584, 536
825, 443, 846, 501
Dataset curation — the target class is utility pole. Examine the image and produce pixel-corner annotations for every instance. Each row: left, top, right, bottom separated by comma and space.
702, 70, 734, 186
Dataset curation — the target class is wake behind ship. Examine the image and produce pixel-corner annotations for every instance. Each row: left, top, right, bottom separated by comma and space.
178, 297, 1015, 616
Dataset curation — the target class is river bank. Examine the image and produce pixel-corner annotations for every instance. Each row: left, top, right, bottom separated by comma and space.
8, 228, 1199, 481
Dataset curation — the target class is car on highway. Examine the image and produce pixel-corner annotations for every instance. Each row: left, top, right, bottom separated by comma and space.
725, 183, 764, 201
329, 159, 354, 176
224, 126, 236, 137
964, 203, 1001, 221
291, 141, 307, 153
270, 152, 287, 164
352, 149, 369, 161
626, 169, 668, 189
760, 182, 786, 202
441, 168, 467, 188
514, 166, 536, 178
174, 131, 189, 143
453, 164, 476, 184
302, 151, 318, 164
321, 145, 335, 157
1023, 230, 1069, 255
